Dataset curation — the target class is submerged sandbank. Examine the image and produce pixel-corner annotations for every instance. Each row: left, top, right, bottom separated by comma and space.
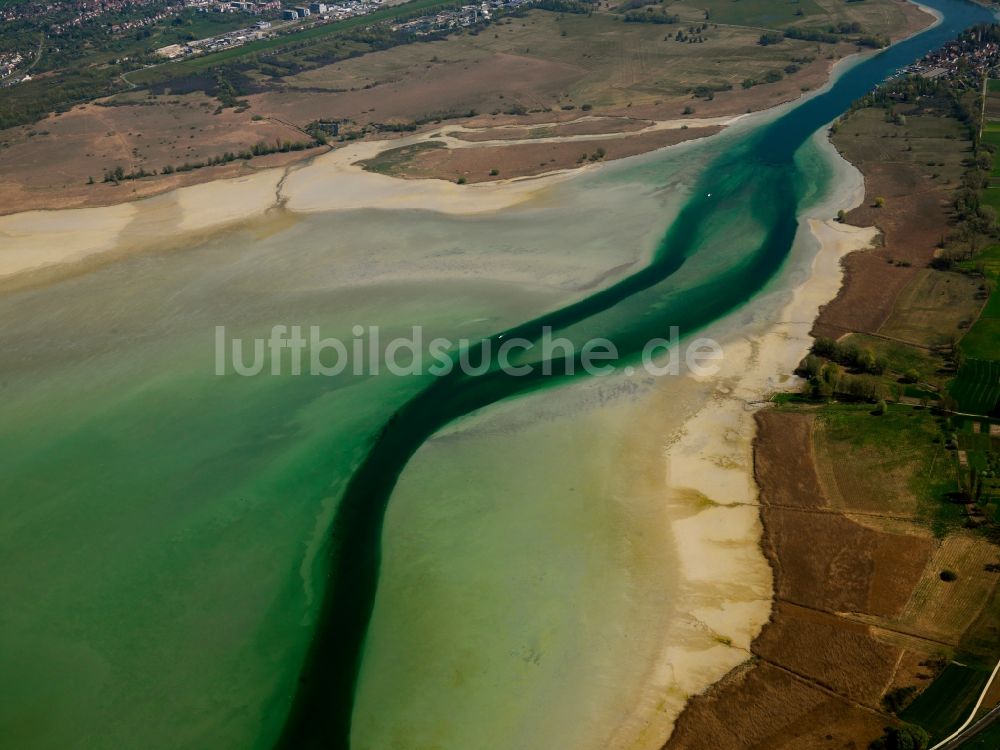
0, 137, 573, 283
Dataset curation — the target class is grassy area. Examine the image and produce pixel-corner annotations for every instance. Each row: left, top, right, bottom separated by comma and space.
902, 661, 992, 741
958, 245, 1000, 362
357, 140, 446, 175
951, 360, 1000, 416
844, 333, 947, 387
982, 186, 1000, 213
676, 0, 825, 27
833, 106, 969, 187
278, 9, 825, 116
814, 403, 962, 529
959, 244, 1000, 279
962, 318, 1000, 361
983, 123, 1000, 182
675, 0, 915, 34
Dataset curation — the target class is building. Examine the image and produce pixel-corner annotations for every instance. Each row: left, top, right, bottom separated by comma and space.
255, 19, 271, 28
282, 8, 297, 18
155, 43, 186, 59
293, 6, 310, 16
309, 2, 327, 12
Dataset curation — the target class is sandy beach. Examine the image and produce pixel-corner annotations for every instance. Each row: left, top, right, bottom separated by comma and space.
0, 107, 763, 286
593, 128, 879, 749
0, 137, 578, 285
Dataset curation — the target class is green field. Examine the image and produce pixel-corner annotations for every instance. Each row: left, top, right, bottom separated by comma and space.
951, 360, 1000, 416
902, 662, 992, 741
960, 244, 1000, 280
683, 0, 825, 27
982, 187, 1000, 213
959, 244, 1000, 361
956, 721, 1000, 749
982, 123, 1000, 181
961, 317, 1000, 361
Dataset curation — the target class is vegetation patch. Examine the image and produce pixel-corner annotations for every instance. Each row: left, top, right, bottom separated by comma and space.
356, 140, 447, 176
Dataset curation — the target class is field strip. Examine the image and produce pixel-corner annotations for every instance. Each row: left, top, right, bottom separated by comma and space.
929, 658, 1000, 749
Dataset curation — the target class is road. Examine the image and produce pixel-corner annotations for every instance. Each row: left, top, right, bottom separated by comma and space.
937, 702, 1000, 749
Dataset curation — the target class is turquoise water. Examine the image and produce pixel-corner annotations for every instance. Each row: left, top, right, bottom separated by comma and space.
0, 1, 994, 747
279, 2, 997, 747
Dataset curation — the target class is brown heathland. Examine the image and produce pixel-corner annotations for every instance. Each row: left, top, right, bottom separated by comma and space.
813, 106, 979, 344
665, 410, 938, 750
0, 93, 319, 213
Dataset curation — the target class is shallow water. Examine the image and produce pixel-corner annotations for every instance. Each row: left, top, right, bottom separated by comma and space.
0, 1, 994, 747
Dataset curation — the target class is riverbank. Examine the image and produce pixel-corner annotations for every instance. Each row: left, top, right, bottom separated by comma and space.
664, 15, 1000, 747
622, 127, 877, 748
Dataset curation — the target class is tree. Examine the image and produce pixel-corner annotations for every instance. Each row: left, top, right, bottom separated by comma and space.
837, 209, 846, 222
868, 723, 930, 750
857, 347, 877, 373
873, 398, 887, 415
874, 196, 886, 208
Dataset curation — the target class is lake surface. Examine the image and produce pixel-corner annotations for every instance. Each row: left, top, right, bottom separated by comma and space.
0, 1, 993, 747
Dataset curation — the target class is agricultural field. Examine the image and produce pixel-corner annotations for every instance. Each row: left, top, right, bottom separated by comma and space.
959, 244, 1000, 362
952, 360, 1000, 417
953, 416, 1000, 517
901, 662, 992, 741
812, 404, 954, 521
959, 723, 1000, 749
981, 83, 1000, 216
961, 298, 1000, 362
880, 269, 983, 348
896, 533, 1000, 644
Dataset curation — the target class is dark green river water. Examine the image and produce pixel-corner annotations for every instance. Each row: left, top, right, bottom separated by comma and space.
276, 1, 997, 747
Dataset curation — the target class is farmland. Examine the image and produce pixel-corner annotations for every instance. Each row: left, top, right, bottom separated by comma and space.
901, 662, 992, 741
952, 360, 1000, 416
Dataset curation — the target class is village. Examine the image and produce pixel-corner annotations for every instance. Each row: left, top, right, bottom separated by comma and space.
155, 0, 537, 60
896, 24, 1000, 88
393, 0, 532, 35
155, 0, 388, 59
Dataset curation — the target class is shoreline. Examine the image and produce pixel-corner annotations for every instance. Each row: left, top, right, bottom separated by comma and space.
0, 0, 939, 288
627, 128, 877, 749
654, 1, 959, 742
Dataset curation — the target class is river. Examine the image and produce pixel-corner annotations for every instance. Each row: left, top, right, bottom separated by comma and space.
0, 1, 993, 747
